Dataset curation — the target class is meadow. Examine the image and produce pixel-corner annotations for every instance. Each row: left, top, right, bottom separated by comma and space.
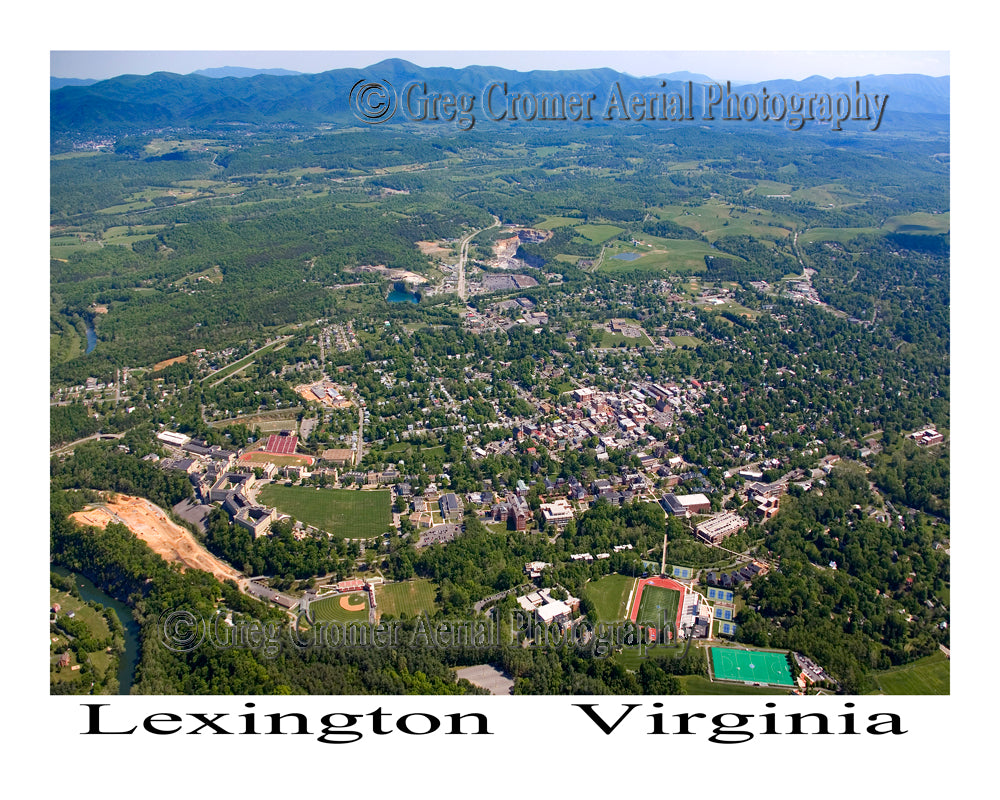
871, 651, 950, 695
582, 574, 634, 622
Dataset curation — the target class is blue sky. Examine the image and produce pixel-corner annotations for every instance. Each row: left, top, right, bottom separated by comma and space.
50, 50, 949, 83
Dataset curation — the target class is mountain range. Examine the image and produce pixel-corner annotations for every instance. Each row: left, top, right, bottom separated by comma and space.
50, 58, 949, 135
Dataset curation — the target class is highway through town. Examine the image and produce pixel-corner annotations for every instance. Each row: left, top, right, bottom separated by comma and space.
457, 215, 500, 301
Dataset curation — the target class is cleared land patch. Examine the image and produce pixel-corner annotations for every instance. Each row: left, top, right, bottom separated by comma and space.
885, 212, 950, 235
536, 215, 583, 230
799, 227, 880, 245
599, 239, 718, 274
574, 223, 624, 243
152, 354, 189, 372
70, 494, 242, 583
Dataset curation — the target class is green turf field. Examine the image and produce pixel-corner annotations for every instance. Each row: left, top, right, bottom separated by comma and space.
310, 593, 370, 623
257, 485, 391, 538
633, 584, 681, 630
583, 574, 634, 622
710, 646, 795, 686
376, 579, 439, 619
871, 651, 950, 695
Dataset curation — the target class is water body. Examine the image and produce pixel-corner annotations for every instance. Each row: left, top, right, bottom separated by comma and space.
387, 286, 420, 304
84, 318, 97, 354
51, 565, 139, 694
612, 252, 642, 262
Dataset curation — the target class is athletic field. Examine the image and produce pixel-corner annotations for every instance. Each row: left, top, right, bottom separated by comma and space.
376, 579, 439, 619
583, 574, 634, 621
310, 593, 370, 623
629, 576, 685, 637
257, 485, 391, 538
710, 647, 795, 686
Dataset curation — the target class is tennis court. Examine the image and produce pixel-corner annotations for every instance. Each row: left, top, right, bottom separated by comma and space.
710, 647, 795, 686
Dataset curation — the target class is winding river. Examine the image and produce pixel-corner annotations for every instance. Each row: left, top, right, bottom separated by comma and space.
84, 318, 97, 354
52, 565, 139, 694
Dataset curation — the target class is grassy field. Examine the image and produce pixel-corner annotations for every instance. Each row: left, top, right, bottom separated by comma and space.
613, 641, 685, 669
753, 180, 794, 196
678, 674, 790, 695
670, 335, 704, 347
258, 485, 391, 538
253, 418, 299, 433
788, 183, 861, 207
799, 227, 881, 245
583, 574, 634, 622
240, 452, 314, 467
597, 327, 652, 348
652, 201, 795, 242
376, 579, 439, 619
574, 223, 624, 243
50, 236, 103, 256
49, 587, 115, 685
871, 651, 950, 695
599, 238, 717, 274
50, 588, 111, 639
884, 212, 950, 235
310, 593, 370, 623
536, 215, 583, 229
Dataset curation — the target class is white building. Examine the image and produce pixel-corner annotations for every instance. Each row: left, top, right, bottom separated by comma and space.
157, 430, 191, 447
540, 499, 575, 527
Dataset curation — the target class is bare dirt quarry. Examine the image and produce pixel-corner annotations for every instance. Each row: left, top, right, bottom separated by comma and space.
70, 494, 243, 584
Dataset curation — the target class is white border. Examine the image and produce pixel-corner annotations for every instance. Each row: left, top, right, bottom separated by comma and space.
8, 1, 989, 795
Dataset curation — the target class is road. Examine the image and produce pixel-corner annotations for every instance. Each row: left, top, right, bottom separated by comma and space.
50, 431, 125, 455
199, 335, 292, 384
457, 216, 500, 301
355, 404, 365, 466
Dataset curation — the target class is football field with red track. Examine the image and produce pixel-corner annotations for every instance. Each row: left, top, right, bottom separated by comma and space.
629, 576, 685, 637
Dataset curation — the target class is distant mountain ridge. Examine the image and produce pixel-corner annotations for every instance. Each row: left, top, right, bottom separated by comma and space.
50, 58, 950, 136
51, 77, 98, 90
191, 66, 305, 79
